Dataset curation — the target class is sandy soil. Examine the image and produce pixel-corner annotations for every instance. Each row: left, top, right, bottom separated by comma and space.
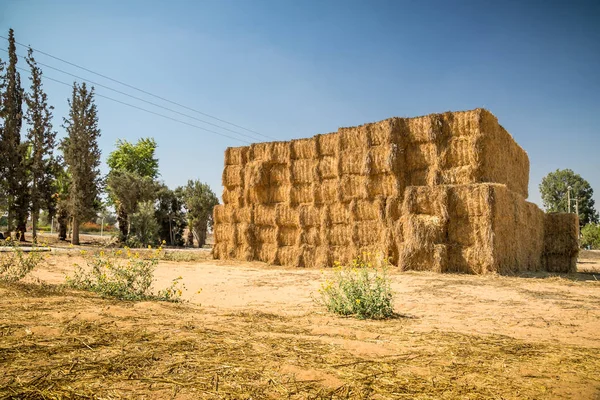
2, 250, 599, 398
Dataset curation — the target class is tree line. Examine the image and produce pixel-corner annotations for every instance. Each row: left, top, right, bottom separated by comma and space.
0, 28, 218, 247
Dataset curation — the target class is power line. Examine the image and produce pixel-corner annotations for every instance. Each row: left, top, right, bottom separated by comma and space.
0, 34, 275, 140
14, 65, 250, 144
1, 48, 264, 143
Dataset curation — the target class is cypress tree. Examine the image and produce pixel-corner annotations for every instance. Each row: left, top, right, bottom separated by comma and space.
0, 29, 28, 239
62, 82, 102, 245
25, 48, 57, 240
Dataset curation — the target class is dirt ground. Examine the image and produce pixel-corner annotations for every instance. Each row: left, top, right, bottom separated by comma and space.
1, 249, 599, 399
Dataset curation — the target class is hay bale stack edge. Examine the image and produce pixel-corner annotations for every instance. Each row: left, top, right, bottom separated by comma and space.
214, 108, 579, 274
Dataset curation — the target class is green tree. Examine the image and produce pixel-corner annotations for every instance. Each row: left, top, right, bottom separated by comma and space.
106, 170, 158, 239
54, 161, 70, 241
129, 200, 159, 247
24, 47, 57, 241
180, 180, 219, 248
62, 82, 102, 245
155, 185, 187, 246
581, 224, 600, 250
106, 138, 159, 241
539, 169, 598, 227
0, 28, 29, 239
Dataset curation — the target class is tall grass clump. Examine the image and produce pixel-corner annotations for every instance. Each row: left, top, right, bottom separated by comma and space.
66, 245, 185, 302
317, 254, 395, 320
0, 235, 46, 282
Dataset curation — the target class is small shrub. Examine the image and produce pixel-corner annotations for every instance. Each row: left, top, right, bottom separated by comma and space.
316, 254, 395, 320
581, 223, 600, 250
0, 236, 46, 282
66, 246, 184, 302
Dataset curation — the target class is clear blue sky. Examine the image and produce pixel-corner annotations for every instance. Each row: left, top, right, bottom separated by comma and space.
2, 0, 599, 208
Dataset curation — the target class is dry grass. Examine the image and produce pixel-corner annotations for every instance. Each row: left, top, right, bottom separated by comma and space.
1, 280, 599, 399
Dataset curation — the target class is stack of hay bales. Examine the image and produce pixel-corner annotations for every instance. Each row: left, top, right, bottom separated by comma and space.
214, 108, 579, 274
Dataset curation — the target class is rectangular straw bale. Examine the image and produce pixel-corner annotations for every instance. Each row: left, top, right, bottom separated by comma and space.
275, 204, 300, 227
269, 164, 291, 185
340, 150, 368, 175
543, 213, 579, 254
446, 245, 492, 274
449, 184, 492, 218
368, 119, 397, 146
254, 204, 277, 227
277, 246, 302, 267
244, 161, 270, 187
234, 223, 255, 247
225, 146, 248, 166
314, 245, 332, 267
399, 244, 447, 272
330, 246, 353, 266
406, 168, 428, 187
402, 185, 449, 218
213, 223, 235, 243
328, 203, 351, 224
290, 183, 314, 205
406, 142, 437, 171
354, 221, 382, 246
233, 207, 253, 223
339, 126, 370, 151
444, 109, 481, 137
298, 204, 321, 227
254, 225, 277, 244
369, 144, 398, 174
340, 175, 369, 202
222, 186, 244, 207
385, 196, 403, 222
369, 173, 403, 199
212, 242, 229, 260
318, 156, 338, 179
300, 227, 321, 246
222, 165, 244, 188
301, 245, 316, 268
406, 115, 441, 143
271, 142, 291, 164
278, 227, 300, 246
249, 142, 273, 161
352, 199, 384, 221
255, 243, 278, 264
317, 179, 341, 203
329, 225, 353, 246
543, 255, 577, 273
248, 185, 290, 205
443, 136, 480, 168
401, 214, 447, 248
213, 205, 233, 224
448, 216, 490, 247
291, 159, 319, 183
439, 166, 478, 186
317, 133, 339, 156
291, 138, 318, 160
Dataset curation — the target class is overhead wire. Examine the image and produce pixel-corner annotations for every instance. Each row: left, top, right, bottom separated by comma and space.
1, 48, 263, 143
0, 34, 275, 140
14, 65, 251, 144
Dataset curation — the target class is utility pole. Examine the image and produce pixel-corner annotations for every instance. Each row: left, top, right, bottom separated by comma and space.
567, 186, 571, 213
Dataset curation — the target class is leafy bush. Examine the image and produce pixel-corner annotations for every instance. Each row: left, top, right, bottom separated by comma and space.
66, 246, 185, 302
316, 254, 395, 320
129, 201, 160, 247
581, 223, 600, 250
0, 236, 46, 282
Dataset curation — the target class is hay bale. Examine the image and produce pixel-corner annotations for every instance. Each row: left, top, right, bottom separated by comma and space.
249, 142, 273, 161
222, 165, 244, 188
354, 221, 383, 246
233, 207, 253, 223
368, 173, 404, 199
213, 223, 235, 243
317, 133, 339, 156
298, 205, 321, 227
338, 126, 371, 151
368, 119, 397, 146
225, 146, 248, 166
328, 203, 351, 225
318, 156, 339, 179
271, 142, 291, 164
400, 244, 448, 272
222, 187, 244, 207
300, 227, 321, 246
275, 204, 300, 227
291, 159, 319, 183
352, 199, 384, 221
290, 184, 314, 205
277, 227, 300, 246
291, 138, 318, 159
329, 225, 353, 246
277, 246, 303, 267
369, 144, 398, 174
213, 205, 233, 224
406, 142, 437, 171
317, 179, 341, 204
269, 164, 291, 185
255, 243, 278, 264
255, 226, 277, 244
402, 185, 449, 219
543, 213, 579, 273
340, 175, 369, 202
340, 150, 368, 175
